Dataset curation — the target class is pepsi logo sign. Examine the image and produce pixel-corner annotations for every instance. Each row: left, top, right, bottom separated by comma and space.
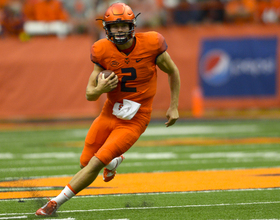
199, 50, 231, 86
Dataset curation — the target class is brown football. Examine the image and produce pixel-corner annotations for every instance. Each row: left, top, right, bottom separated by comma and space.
96, 70, 113, 84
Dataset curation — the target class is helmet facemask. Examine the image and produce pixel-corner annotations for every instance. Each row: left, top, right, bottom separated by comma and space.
103, 19, 136, 45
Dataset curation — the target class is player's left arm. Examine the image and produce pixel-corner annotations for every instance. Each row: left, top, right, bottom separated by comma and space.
156, 51, 180, 127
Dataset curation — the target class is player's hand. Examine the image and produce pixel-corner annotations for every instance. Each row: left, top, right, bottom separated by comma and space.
97, 72, 118, 92
165, 107, 179, 127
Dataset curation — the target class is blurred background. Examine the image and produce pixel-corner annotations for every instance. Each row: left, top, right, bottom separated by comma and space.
0, 0, 280, 124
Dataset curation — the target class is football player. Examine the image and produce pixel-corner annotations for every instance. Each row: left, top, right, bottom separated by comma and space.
35, 2, 180, 216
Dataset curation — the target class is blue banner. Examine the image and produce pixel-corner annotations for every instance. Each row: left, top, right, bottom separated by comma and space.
199, 37, 277, 97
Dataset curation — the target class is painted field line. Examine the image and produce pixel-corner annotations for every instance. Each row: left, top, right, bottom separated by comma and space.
0, 152, 176, 161
40, 218, 75, 220
1, 201, 279, 217
57, 201, 280, 213
2, 157, 280, 174
0, 216, 27, 219
0, 165, 78, 172
62, 137, 280, 148
135, 137, 280, 147
108, 219, 129, 220
1, 168, 280, 200
0, 187, 279, 202
69, 125, 258, 138
142, 125, 258, 136
58, 201, 280, 213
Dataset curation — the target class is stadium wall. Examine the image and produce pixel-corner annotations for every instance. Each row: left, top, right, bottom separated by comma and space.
0, 24, 279, 121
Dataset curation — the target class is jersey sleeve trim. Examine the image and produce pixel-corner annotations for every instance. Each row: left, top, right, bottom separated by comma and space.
154, 32, 168, 63
90, 44, 106, 69
157, 32, 168, 54
155, 47, 168, 64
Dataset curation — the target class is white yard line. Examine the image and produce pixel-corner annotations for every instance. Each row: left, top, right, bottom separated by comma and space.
0, 201, 279, 217
39, 218, 75, 220
1, 157, 280, 174
0, 152, 177, 162
0, 216, 27, 219
107, 219, 129, 220
142, 125, 258, 136
69, 125, 258, 138
190, 152, 280, 159
57, 201, 280, 213
0, 165, 78, 172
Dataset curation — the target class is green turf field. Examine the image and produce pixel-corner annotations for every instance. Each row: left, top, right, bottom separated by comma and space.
0, 119, 279, 219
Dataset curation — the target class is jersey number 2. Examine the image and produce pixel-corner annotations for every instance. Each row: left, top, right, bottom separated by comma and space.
121, 67, 137, 92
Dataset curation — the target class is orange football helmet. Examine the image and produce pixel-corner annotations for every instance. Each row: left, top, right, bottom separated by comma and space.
101, 3, 140, 45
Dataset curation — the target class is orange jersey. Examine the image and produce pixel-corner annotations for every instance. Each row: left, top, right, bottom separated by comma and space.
91, 31, 167, 112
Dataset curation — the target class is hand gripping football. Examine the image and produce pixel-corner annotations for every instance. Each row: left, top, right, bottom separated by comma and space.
96, 70, 113, 84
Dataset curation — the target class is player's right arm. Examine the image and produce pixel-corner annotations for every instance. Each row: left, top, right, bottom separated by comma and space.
86, 64, 104, 101
85, 64, 118, 101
